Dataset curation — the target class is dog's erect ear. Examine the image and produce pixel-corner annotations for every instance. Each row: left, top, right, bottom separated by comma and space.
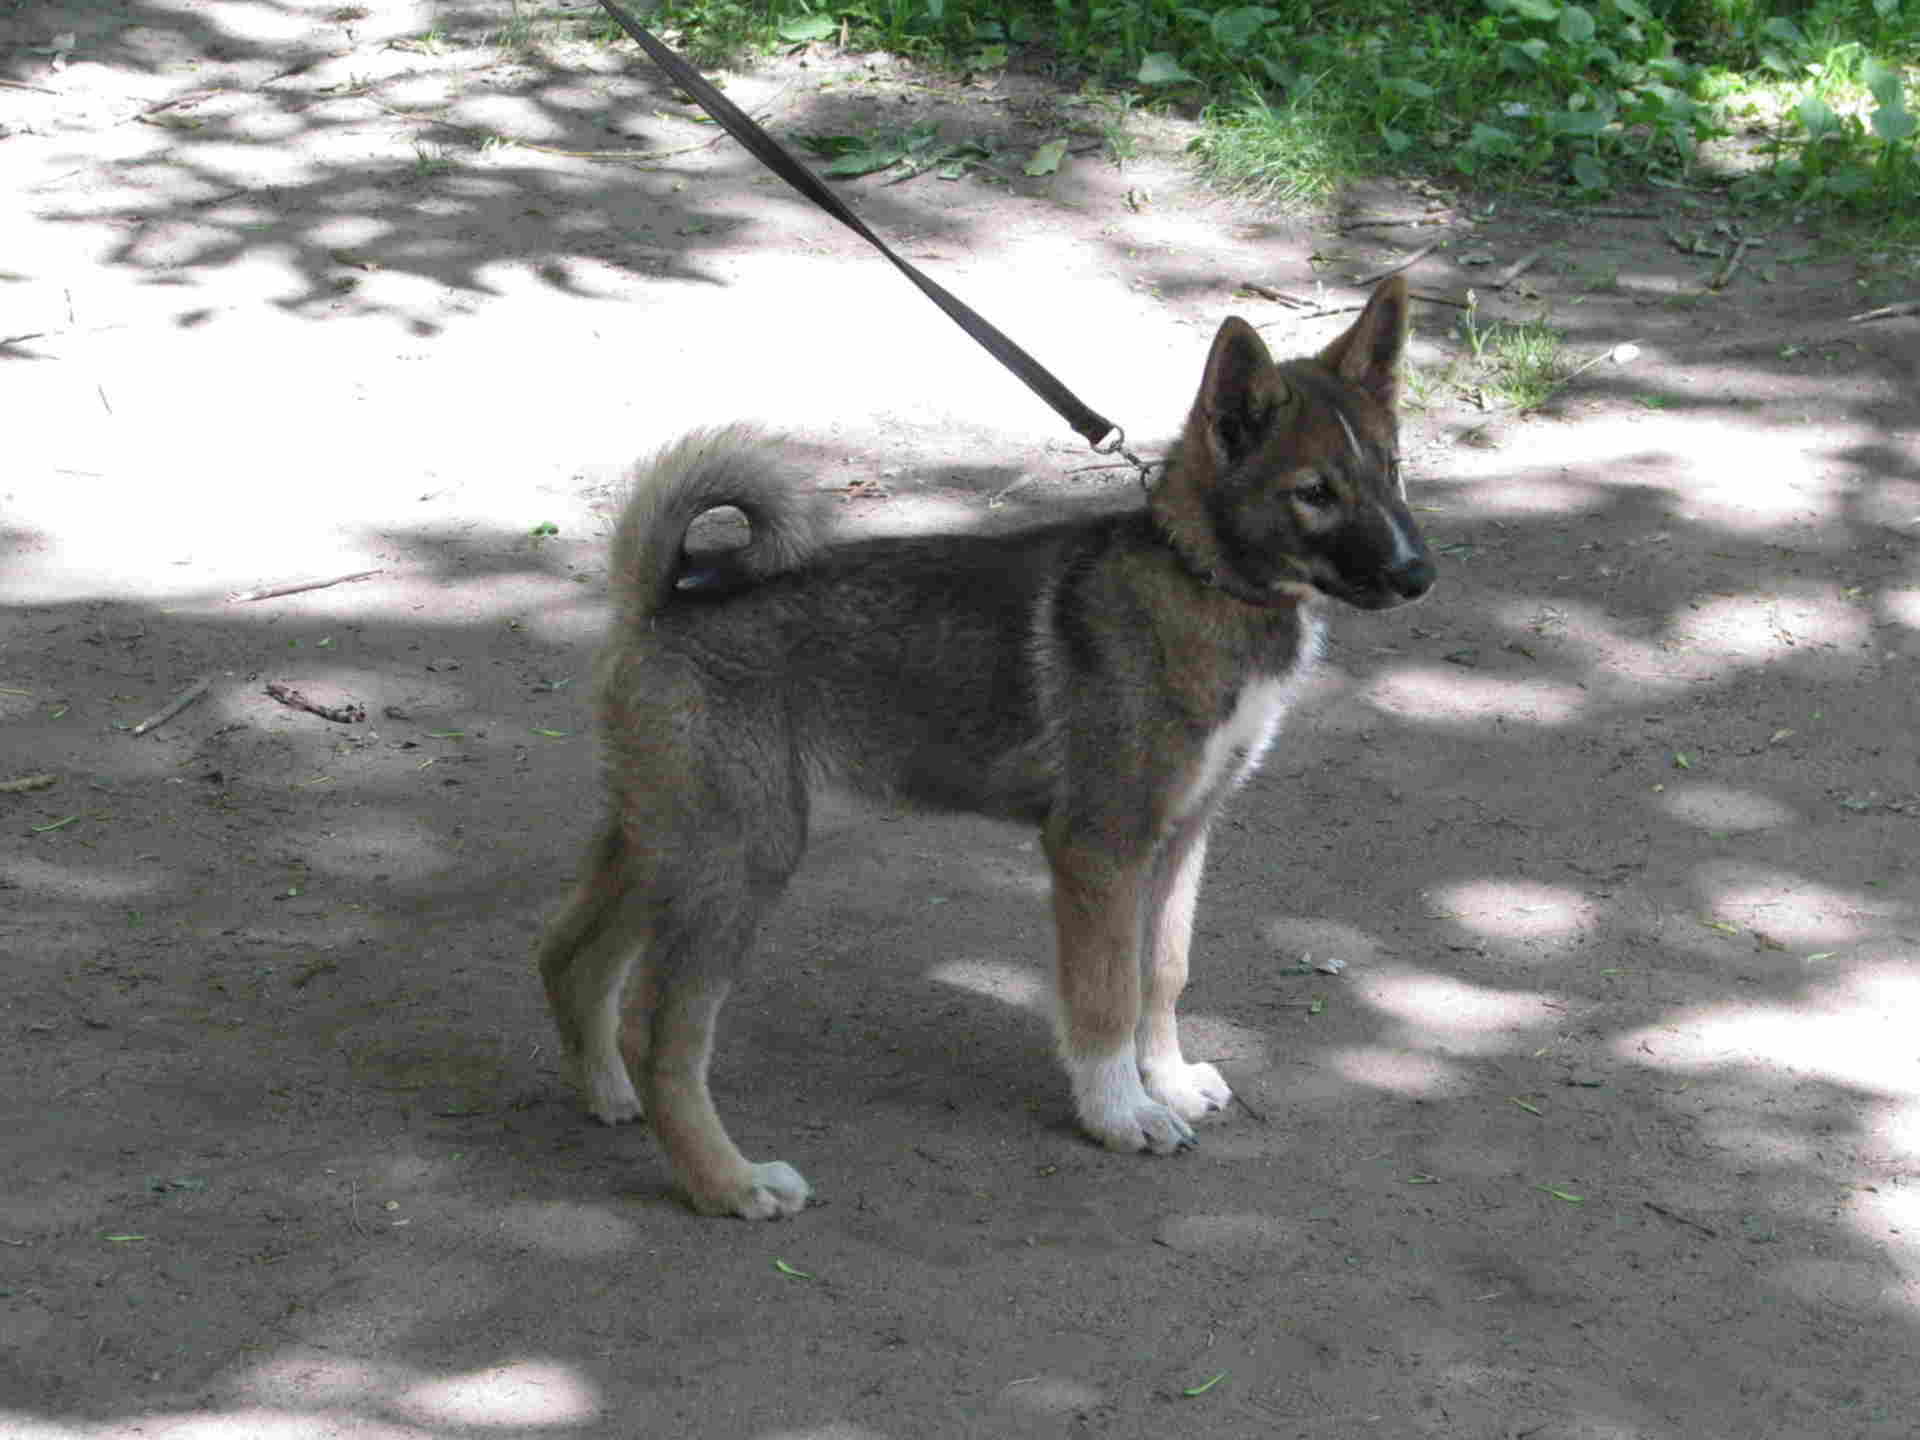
1197, 316, 1292, 464
1318, 274, 1410, 413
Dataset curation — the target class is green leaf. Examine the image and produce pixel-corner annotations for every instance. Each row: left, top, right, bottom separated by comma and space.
1552, 108, 1609, 137
1467, 121, 1517, 153
1136, 52, 1197, 86
1760, 16, 1806, 48
1571, 150, 1609, 191
1871, 104, 1917, 144
1023, 138, 1068, 175
1796, 94, 1841, 141
798, 133, 865, 158
1505, 0, 1562, 21
1863, 57, 1904, 110
1557, 5, 1596, 43
823, 141, 907, 176
1210, 6, 1278, 50
777, 14, 838, 41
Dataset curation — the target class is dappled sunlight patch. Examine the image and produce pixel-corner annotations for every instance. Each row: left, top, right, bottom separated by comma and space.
0, 853, 160, 903
1692, 862, 1885, 948
998, 1376, 1105, 1418
305, 814, 454, 880
927, 957, 1048, 1014
1857, 478, 1920, 535
398, 1360, 600, 1427
53, 1349, 609, 1437
1651, 430, 1842, 533
1328, 1045, 1465, 1096
1657, 784, 1797, 832
1882, 588, 1920, 629
1366, 666, 1584, 729
1154, 1211, 1293, 1254
496, 1199, 642, 1258
1512, 599, 1699, 694
1449, 475, 1605, 517
1847, 1186, 1920, 1288
1614, 961, 1920, 1158
1771, 1257, 1904, 1316
235, 1348, 403, 1408
1432, 878, 1596, 942
1364, 966, 1565, 1053
1665, 588, 1869, 664
12, 1404, 436, 1437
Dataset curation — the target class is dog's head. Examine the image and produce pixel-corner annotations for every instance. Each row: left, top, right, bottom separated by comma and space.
1163, 275, 1435, 611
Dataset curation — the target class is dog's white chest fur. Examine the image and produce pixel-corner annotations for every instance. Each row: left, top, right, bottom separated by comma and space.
1176, 614, 1324, 821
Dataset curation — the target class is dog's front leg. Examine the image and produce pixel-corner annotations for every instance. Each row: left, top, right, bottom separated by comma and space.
1136, 817, 1233, 1122
1046, 836, 1196, 1154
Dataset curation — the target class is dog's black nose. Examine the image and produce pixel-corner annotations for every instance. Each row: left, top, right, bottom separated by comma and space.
1388, 552, 1437, 600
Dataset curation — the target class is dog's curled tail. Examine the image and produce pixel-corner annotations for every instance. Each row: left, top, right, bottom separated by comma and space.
609, 425, 821, 619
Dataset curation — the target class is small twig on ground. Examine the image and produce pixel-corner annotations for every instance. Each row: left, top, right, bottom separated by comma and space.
1644, 1199, 1719, 1238
228, 568, 382, 603
0, 77, 60, 95
265, 683, 367, 725
1578, 207, 1660, 220
1493, 248, 1545, 290
1850, 299, 1920, 323
1350, 241, 1441, 286
1233, 1091, 1269, 1125
1239, 283, 1314, 308
1710, 237, 1755, 290
130, 677, 210, 737
0, 774, 59, 795
1338, 213, 1448, 231
1555, 339, 1642, 391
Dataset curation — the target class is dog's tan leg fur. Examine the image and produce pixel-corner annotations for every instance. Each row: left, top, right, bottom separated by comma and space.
646, 974, 810, 1220
536, 824, 648, 1125
1046, 835, 1196, 1154
1136, 822, 1232, 1121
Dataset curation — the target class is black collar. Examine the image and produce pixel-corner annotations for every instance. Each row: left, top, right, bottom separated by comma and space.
1150, 512, 1297, 609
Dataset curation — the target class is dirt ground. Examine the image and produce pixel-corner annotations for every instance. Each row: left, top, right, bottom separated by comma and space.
4, 1, 1920, 1435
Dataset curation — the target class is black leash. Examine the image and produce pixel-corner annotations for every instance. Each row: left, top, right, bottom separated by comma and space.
595, 0, 1143, 465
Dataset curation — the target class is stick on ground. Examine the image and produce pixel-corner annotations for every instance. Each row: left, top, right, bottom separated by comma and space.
1351, 241, 1441, 287
130, 677, 210, 736
228, 569, 383, 603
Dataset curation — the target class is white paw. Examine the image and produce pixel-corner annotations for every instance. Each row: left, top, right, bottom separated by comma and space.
732, 1162, 812, 1221
1143, 1060, 1233, 1122
1070, 1050, 1197, 1155
573, 1051, 644, 1126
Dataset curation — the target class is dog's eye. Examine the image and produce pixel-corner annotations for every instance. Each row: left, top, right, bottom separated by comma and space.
1295, 478, 1337, 508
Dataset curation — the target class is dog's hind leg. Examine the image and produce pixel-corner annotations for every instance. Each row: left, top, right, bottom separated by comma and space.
645, 937, 811, 1220
1136, 817, 1233, 1123
1046, 835, 1196, 1155
536, 821, 651, 1125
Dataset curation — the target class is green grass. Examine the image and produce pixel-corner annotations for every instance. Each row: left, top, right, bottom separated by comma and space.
564, 0, 1920, 231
